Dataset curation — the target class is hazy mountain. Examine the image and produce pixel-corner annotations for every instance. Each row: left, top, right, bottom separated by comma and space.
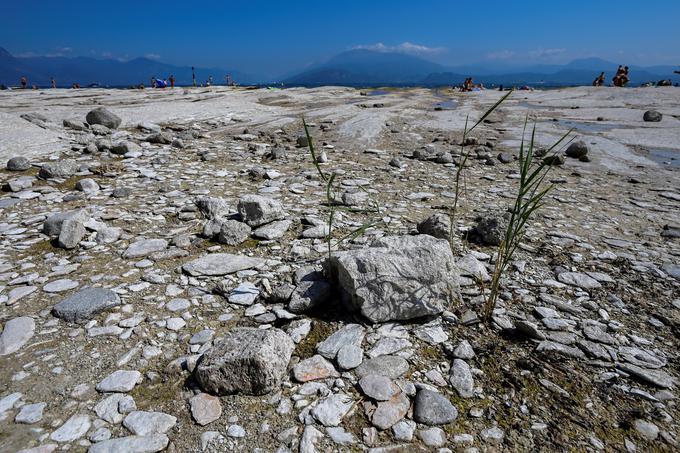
0, 47, 258, 87
284, 50, 680, 87
283, 49, 446, 85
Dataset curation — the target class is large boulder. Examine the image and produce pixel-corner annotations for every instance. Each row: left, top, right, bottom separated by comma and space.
195, 196, 231, 220
86, 107, 122, 129
194, 327, 294, 395
52, 287, 121, 323
327, 235, 460, 323
39, 160, 78, 179
237, 194, 285, 227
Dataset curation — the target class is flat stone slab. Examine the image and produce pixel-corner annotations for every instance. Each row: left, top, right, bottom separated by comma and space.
52, 287, 121, 323
96, 370, 142, 393
88, 434, 169, 453
122, 239, 168, 259
123, 411, 177, 436
183, 253, 265, 276
0, 316, 35, 356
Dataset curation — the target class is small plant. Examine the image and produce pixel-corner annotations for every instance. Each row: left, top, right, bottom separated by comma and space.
482, 121, 573, 322
302, 119, 382, 261
449, 90, 513, 254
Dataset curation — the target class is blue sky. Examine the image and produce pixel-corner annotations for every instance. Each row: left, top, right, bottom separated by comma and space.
3, 0, 679, 77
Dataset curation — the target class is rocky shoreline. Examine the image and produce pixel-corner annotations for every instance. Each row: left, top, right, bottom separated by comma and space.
0, 86, 679, 452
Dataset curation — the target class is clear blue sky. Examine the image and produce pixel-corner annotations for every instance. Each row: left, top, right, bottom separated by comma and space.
3, 0, 679, 77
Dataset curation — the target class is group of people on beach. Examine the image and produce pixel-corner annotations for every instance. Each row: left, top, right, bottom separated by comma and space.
592, 66, 630, 87
460, 77, 484, 92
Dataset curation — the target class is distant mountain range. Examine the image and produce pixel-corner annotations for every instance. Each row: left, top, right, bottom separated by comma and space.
0, 47, 256, 87
1, 46, 679, 88
283, 50, 680, 87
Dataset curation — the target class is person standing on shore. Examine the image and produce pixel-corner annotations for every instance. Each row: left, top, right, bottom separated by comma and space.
593, 72, 605, 86
50, 77, 56, 88
192, 67, 196, 87
20, 76, 27, 89
169, 75, 175, 88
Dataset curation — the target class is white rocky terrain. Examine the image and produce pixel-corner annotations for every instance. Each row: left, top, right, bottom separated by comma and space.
0, 85, 678, 453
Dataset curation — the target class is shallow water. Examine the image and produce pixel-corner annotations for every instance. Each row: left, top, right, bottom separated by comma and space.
646, 148, 680, 168
554, 119, 625, 133
433, 100, 458, 110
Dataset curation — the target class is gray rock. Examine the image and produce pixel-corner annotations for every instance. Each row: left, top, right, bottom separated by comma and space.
565, 141, 589, 159
226, 424, 246, 438
371, 392, 410, 430
217, 220, 251, 246
0, 316, 35, 355
498, 152, 513, 163
86, 107, 122, 129
336, 344, 363, 370
195, 327, 294, 395
58, 218, 86, 249
311, 393, 353, 427
63, 118, 88, 131
316, 324, 366, 359
88, 434, 169, 453
417, 213, 451, 240
96, 370, 142, 392
7, 156, 31, 171
480, 426, 504, 444
190, 393, 222, 426
111, 141, 141, 156
123, 411, 177, 435
413, 389, 458, 425
536, 340, 586, 359
123, 239, 168, 259
617, 363, 676, 388
45, 211, 89, 237
296, 135, 309, 147
227, 282, 259, 306
195, 197, 230, 220
15, 402, 46, 424
449, 359, 474, 398
471, 212, 509, 246
252, 219, 291, 240
94, 393, 127, 424
52, 287, 121, 322
643, 110, 662, 122
419, 427, 447, 447
237, 194, 286, 227
50, 414, 91, 442
358, 374, 399, 401
288, 280, 331, 314
183, 253, 265, 276
453, 340, 475, 359
328, 235, 460, 322
43, 279, 79, 293
326, 426, 356, 445
392, 419, 416, 441
457, 253, 491, 282
634, 419, 659, 440
557, 271, 601, 290
355, 355, 409, 380
39, 160, 78, 179
145, 132, 172, 144
76, 178, 100, 192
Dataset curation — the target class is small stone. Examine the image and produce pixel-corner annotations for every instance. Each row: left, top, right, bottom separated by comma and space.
565, 141, 589, 159
358, 374, 399, 401
88, 434, 169, 453
76, 178, 100, 192
52, 287, 121, 323
123, 239, 168, 259
355, 355, 409, 380
15, 402, 46, 424
371, 392, 410, 430
643, 110, 662, 122
96, 370, 142, 393
227, 424, 246, 438
86, 107, 122, 129
293, 355, 339, 382
227, 282, 260, 306
413, 389, 458, 425
0, 317, 35, 356
123, 411, 177, 435
311, 393, 353, 427
7, 156, 31, 171
50, 414, 91, 442
190, 393, 222, 426
316, 324, 366, 359
336, 344, 363, 370
58, 218, 86, 249
481, 426, 505, 444
449, 359, 474, 398
392, 419, 416, 441
419, 427, 447, 447
453, 340, 475, 359
237, 194, 286, 227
